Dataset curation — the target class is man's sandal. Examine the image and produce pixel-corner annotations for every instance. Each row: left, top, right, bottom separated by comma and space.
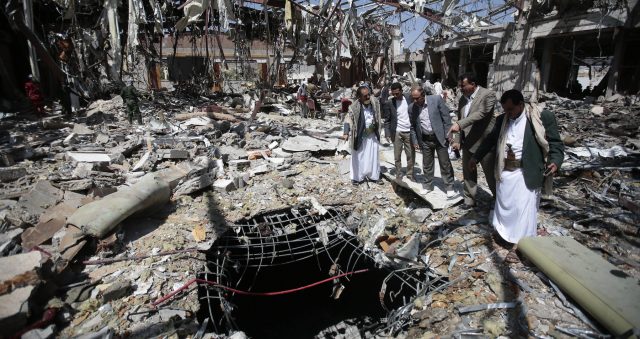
505, 250, 520, 264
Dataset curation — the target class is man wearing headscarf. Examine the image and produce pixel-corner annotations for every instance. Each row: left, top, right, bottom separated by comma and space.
343, 85, 383, 184
471, 89, 564, 262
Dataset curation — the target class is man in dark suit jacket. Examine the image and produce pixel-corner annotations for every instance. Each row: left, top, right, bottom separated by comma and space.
383, 83, 415, 180
409, 87, 455, 196
470, 89, 564, 262
448, 73, 497, 207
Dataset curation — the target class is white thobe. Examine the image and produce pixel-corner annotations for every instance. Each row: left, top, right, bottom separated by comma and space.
350, 106, 380, 181
492, 112, 540, 244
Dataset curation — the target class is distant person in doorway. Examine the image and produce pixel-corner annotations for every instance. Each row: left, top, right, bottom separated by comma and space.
297, 81, 308, 118
24, 75, 45, 116
120, 80, 142, 124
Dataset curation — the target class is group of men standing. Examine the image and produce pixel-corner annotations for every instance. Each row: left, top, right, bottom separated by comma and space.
383, 82, 456, 197
343, 73, 564, 262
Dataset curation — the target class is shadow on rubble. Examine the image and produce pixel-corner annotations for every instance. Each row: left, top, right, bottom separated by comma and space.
480, 231, 531, 336
60, 201, 174, 283
450, 196, 530, 336
204, 191, 228, 233
389, 169, 434, 208
120, 203, 175, 244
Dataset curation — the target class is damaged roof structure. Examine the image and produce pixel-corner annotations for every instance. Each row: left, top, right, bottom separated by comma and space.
0, 0, 639, 338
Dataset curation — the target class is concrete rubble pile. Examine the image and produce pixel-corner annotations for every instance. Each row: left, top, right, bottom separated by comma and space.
0, 84, 637, 338
1, 0, 639, 337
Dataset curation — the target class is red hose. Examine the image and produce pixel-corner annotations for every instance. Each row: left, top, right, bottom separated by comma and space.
152, 269, 369, 307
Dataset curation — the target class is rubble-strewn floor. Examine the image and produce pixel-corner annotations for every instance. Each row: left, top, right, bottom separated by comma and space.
0, 89, 638, 338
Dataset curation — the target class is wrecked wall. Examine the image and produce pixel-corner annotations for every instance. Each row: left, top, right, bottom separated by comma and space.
424, 4, 640, 98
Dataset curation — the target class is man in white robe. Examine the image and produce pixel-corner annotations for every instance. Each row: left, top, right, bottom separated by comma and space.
343, 86, 383, 184
469, 89, 564, 263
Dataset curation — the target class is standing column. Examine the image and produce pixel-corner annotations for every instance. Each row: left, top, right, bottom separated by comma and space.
23, 0, 40, 80
606, 28, 625, 97
458, 47, 468, 78
540, 38, 553, 92
105, 0, 122, 82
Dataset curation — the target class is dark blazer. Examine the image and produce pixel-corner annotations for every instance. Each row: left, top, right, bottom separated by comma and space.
454, 86, 497, 153
473, 109, 564, 190
382, 94, 413, 140
408, 95, 453, 148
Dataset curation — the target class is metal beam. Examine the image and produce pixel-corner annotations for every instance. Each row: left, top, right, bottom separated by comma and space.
370, 0, 466, 37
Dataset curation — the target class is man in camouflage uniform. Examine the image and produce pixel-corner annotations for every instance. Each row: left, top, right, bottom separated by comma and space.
120, 81, 142, 124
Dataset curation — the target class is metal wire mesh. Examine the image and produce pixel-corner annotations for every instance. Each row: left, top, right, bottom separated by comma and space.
198, 205, 447, 336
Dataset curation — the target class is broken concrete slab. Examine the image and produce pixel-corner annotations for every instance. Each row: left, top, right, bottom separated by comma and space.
0, 286, 35, 335
219, 145, 247, 160
0, 228, 23, 255
590, 105, 607, 115
159, 149, 189, 159
21, 202, 80, 249
8, 181, 64, 226
0, 251, 43, 294
180, 116, 213, 127
213, 179, 236, 192
0, 166, 27, 182
109, 138, 143, 157
101, 280, 132, 303
271, 147, 294, 158
379, 146, 463, 210
57, 179, 93, 192
85, 96, 123, 116
63, 133, 77, 146
73, 163, 94, 178
229, 159, 251, 171
174, 173, 214, 197
409, 208, 432, 223
132, 151, 151, 172
21, 324, 55, 339
67, 152, 111, 163
72, 124, 95, 135
65, 284, 96, 304
566, 146, 629, 159
95, 133, 110, 144
249, 164, 272, 176
109, 153, 125, 165
233, 173, 250, 189
158, 309, 187, 322
281, 135, 340, 153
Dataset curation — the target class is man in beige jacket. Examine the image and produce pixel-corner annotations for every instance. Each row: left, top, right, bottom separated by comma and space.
448, 73, 497, 207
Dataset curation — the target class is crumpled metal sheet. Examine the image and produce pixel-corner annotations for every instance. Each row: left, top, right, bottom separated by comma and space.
175, 0, 211, 31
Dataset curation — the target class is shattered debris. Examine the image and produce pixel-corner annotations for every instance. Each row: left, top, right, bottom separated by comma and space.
0, 0, 639, 338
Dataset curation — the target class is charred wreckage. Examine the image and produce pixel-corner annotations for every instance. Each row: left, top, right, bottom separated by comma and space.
0, 0, 639, 338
